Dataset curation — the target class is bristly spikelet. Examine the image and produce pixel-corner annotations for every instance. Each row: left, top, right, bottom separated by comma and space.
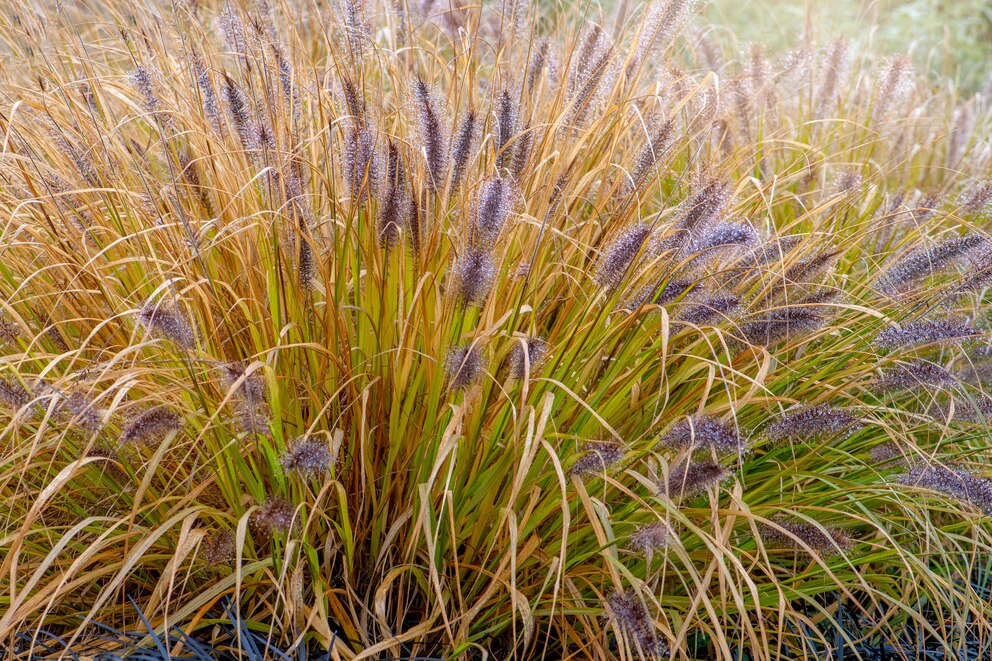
815, 38, 849, 115
874, 360, 957, 393
628, 521, 676, 552
763, 405, 862, 444
628, 118, 676, 190
675, 294, 740, 325
605, 591, 669, 658
129, 67, 170, 129
527, 38, 558, 93
214, 5, 250, 57
252, 497, 297, 535
738, 306, 825, 346
664, 178, 733, 252
0, 377, 31, 410
877, 234, 988, 295
201, 531, 236, 565
62, 391, 103, 434
453, 248, 496, 308
871, 56, 914, 126
377, 140, 409, 247
121, 406, 183, 446
687, 221, 759, 263
958, 179, 992, 218
873, 319, 981, 350
412, 78, 448, 191
896, 463, 992, 515
507, 336, 549, 379
568, 441, 625, 478
759, 519, 852, 556
473, 177, 516, 248
595, 224, 651, 290
336, 0, 372, 60
663, 460, 729, 500
445, 344, 485, 390
628, 0, 695, 74
345, 127, 379, 207
219, 361, 270, 436
0, 316, 21, 346
449, 110, 479, 190
656, 416, 746, 454
280, 437, 334, 477
493, 88, 518, 171
138, 299, 197, 349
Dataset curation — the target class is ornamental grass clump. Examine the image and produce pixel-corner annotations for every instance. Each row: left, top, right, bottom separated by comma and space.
2, 0, 992, 658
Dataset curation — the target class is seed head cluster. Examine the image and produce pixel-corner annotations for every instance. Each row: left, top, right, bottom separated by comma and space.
874, 319, 980, 350
121, 406, 183, 446
280, 437, 334, 477
656, 416, 745, 454
759, 519, 852, 556
763, 405, 862, 444
605, 591, 669, 658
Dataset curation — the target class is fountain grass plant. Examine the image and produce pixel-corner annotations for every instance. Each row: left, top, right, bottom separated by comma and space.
1, 0, 992, 658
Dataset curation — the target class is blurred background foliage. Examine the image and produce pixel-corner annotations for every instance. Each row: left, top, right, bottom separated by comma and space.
701, 0, 992, 93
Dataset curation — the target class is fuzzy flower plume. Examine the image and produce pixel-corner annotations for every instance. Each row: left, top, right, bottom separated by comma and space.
252, 497, 297, 535
595, 224, 651, 290
759, 518, 852, 556
763, 405, 862, 444
628, 521, 676, 552
877, 234, 988, 295
201, 531, 236, 565
0, 376, 32, 410
568, 441, 625, 478
656, 416, 745, 454
896, 463, 992, 515
121, 406, 183, 446
138, 298, 197, 349
507, 336, 548, 379
412, 78, 448, 191
874, 360, 957, 393
874, 319, 980, 350
280, 437, 334, 477
454, 248, 496, 307
738, 306, 825, 346
676, 294, 740, 325
605, 591, 669, 658
473, 176, 516, 248
445, 344, 485, 390
664, 460, 728, 500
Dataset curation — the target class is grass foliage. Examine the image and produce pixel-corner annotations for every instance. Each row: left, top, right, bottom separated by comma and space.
1, 0, 992, 657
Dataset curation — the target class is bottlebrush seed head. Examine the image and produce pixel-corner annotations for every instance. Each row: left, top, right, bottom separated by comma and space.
896, 463, 992, 515
874, 360, 957, 393
763, 405, 862, 444
663, 460, 729, 500
874, 319, 981, 350
595, 224, 651, 290
446, 344, 485, 390
138, 299, 197, 349
280, 437, 334, 476
201, 530, 236, 565
568, 441, 624, 478
454, 248, 496, 307
507, 336, 548, 379
656, 416, 746, 454
121, 406, 183, 446
252, 497, 297, 535
628, 521, 676, 552
759, 519, 852, 556
605, 590, 670, 658
473, 176, 516, 248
